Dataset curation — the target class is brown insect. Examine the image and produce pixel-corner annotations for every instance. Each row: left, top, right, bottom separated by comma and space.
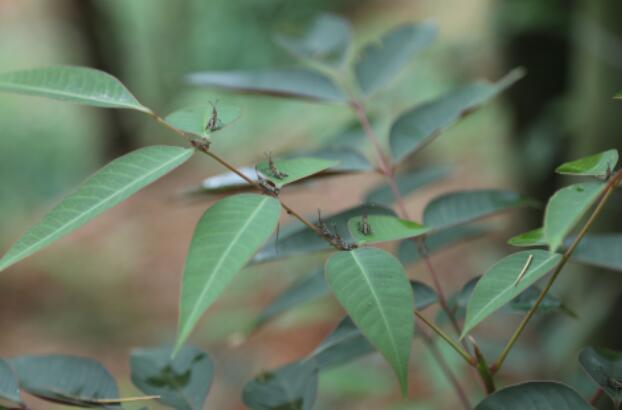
600, 367, 622, 390
190, 138, 211, 151
256, 169, 280, 196
266, 152, 288, 179
358, 212, 372, 236
205, 100, 223, 132
315, 209, 333, 238
512, 254, 533, 287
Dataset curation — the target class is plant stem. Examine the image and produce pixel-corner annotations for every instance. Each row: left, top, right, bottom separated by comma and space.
415, 311, 475, 366
589, 388, 604, 406
419, 330, 472, 410
470, 338, 496, 394
146, 111, 346, 250
491, 169, 622, 374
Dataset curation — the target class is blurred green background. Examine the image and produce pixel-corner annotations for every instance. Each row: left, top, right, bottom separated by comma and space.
1, 0, 621, 409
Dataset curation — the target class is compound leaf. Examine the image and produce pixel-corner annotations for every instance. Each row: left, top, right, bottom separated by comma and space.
347, 215, 427, 245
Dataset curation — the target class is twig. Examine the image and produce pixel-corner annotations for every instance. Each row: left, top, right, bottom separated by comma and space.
491, 169, 622, 374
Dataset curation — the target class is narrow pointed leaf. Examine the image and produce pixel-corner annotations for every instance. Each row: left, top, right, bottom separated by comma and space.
355, 22, 438, 95
256, 157, 338, 188
11, 355, 119, 408
176, 194, 281, 351
508, 227, 546, 247
347, 215, 428, 244
543, 182, 606, 252
131, 345, 213, 410
187, 68, 345, 102
275, 13, 350, 66
325, 248, 414, 394
253, 204, 395, 263
423, 189, 531, 231
556, 149, 618, 177
252, 269, 329, 330
365, 166, 450, 205
579, 347, 622, 404
242, 360, 318, 410
398, 226, 487, 265
570, 233, 622, 271
297, 146, 371, 173
475, 382, 590, 410
0, 146, 194, 272
0, 66, 149, 112
390, 69, 524, 162
165, 104, 240, 139
461, 250, 561, 338
0, 359, 21, 408
312, 281, 435, 370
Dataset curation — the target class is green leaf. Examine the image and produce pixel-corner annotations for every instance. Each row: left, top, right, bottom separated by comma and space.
398, 226, 487, 265
423, 189, 531, 231
347, 215, 428, 245
365, 166, 450, 205
274, 13, 350, 66
311, 281, 436, 370
543, 182, 606, 252
131, 345, 213, 410
325, 248, 414, 394
615, 91, 622, 100
252, 269, 329, 330
556, 149, 618, 177
571, 234, 622, 272
461, 250, 562, 338
256, 157, 339, 188
0, 66, 149, 112
510, 286, 572, 316
355, 22, 438, 95
292, 146, 372, 173
187, 68, 345, 102
389, 69, 524, 162
508, 227, 546, 247
0, 146, 194, 272
253, 204, 395, 263
242, 360, 319, 410
475, 382, 590, 410
11, 355, 120, 408
165, 103, 241, 139
579, 347, 622, 405
176, 194, 281, 352
0, 359, 21, 408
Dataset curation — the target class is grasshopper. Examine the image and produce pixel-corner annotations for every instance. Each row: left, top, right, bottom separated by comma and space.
358, 212, 372, 236
256, 168, 280, 196
266, 152, 288, 179
205, 100, 223, 132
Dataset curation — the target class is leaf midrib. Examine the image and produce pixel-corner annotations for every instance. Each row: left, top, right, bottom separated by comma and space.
182, 197, 271, 334
349, 252, 402, 371
0, 148, 191, 270
0, 81, 146, 111
467, 254, 559, 331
